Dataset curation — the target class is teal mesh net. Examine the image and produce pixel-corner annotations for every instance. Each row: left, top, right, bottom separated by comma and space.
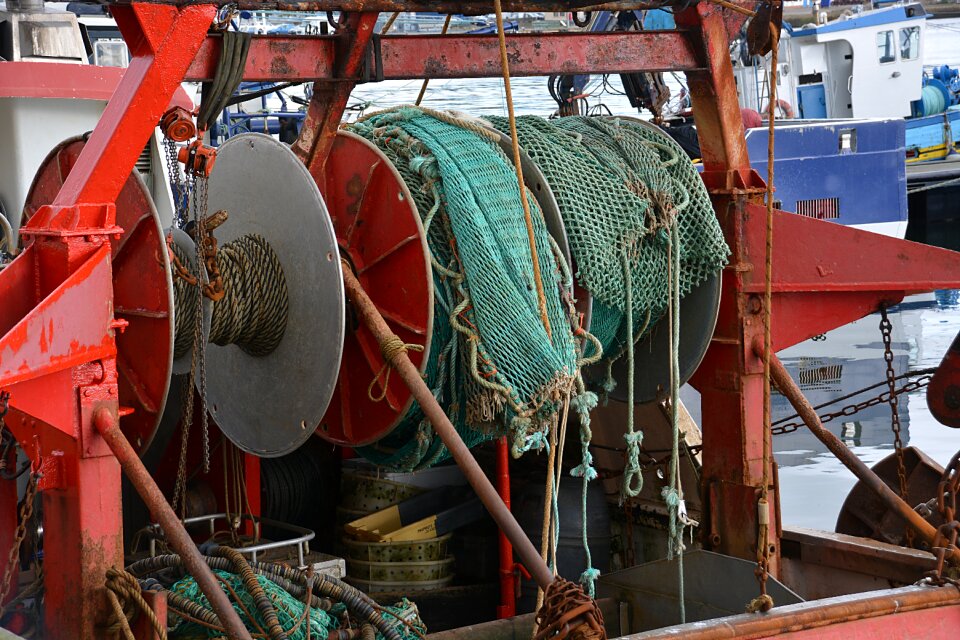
350, 108, 582, 469
348, 109, 727, 470
170, 570, 336, 639
169, 572, 424, 640
486, 116, 729, 369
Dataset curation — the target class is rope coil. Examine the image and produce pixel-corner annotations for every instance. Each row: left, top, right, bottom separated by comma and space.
171, 232, 290, 358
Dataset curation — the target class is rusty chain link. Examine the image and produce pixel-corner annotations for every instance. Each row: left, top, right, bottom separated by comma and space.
880, 306, 913, 546
927, 450, 960, 584
0, 465, 40, 619
771, 369, 934, 436
172, 170, 213, 517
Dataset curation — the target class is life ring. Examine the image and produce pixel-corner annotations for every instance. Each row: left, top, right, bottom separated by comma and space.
761, 99, 795, 119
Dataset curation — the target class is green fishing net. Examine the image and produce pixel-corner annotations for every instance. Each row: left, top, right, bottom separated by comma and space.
169, 571, 424, 640
348, 109, 726, 470
486, 116, 728, 370
350, 107, 581, 469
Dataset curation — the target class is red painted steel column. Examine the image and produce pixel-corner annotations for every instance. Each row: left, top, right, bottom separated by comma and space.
292, 12, 380, 178
0, 5, 215, 637
496, 437, 516, 619
677, 3, 780, 574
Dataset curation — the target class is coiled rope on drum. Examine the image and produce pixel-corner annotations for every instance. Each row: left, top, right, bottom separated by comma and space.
170, 233, 290, 359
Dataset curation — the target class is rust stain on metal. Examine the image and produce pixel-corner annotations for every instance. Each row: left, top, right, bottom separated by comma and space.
270, 54, 294, 77
268, 40, 297, 54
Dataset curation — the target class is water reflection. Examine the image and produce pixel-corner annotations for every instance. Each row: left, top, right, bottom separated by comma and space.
776, 290, 960, 530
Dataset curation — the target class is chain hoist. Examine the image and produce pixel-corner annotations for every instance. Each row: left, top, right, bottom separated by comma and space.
771, 369, 934, 436
880, 306, 913, 546
161, 107, 218, 515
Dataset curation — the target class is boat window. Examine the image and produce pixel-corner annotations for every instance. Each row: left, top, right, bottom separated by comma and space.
900, 26, 920, 60
93, 39, 130, 68
876, 30, 896, 64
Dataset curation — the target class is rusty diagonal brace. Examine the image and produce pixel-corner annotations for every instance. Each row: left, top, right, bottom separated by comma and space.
93, 408, 254, 640
755, 340, 960, 565
341, 261, 556, 589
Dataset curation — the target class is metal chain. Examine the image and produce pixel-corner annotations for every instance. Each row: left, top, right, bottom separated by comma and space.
880, 306, 913, 546
926, 450, 959, 584
0, 467, 39, 619
164, 137, 191, 229
197, 176, 211, 475
771, 371, 933, 436
171, 170, 212, 516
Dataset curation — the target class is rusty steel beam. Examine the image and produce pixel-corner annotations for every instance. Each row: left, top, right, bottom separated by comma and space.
340, 262, 556, 590
86, 1, 708, 15
93, 408, 254, 640
184, 31, 700, 82
762, 347, 960, 564
293, 11, 380, 178
676, 1, 776, 575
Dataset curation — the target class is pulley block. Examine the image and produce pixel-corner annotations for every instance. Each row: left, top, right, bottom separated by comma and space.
315, 131, 433, 447
24, 136, 175, 455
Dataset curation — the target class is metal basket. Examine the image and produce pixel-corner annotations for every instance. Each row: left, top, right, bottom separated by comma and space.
339, 473, 424, 513
347, 556, 454, 582
340, 534, 452, 563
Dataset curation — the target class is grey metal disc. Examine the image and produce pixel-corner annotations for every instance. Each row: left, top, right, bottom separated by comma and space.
489, 129, 593, 330
584, 115, 722, 402
204, 133, 345, 457
585, 271, 721, 404
168, 227, 212, 376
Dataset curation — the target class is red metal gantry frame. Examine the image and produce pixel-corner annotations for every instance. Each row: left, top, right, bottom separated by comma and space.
2, 1, 960, 637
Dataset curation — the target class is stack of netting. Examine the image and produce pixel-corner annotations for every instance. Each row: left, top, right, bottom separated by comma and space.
349, 108, 727, 472
350, 108, 585, 471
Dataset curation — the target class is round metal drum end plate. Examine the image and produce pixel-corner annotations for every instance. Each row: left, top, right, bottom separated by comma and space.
25, 136, 174, 456
586, 271, 721, 404
204, 133, 344, 457
316, 130, 433, 447
168, 227, 212, 376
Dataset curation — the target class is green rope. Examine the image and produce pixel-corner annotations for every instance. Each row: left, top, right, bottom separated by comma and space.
660, 222, 687, 623
571, 389, 601, 595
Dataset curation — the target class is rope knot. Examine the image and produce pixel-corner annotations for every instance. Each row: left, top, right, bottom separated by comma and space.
620, 430, 644, 501
367, 336, 424, 402
571, 391, 598, 416
571, 449, 597, 482
510, 417, 546, 458
578, 567, 601, 597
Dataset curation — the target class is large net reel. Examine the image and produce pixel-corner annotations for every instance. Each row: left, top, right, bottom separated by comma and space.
26, 133, 345, 459
314, 108, 727, 472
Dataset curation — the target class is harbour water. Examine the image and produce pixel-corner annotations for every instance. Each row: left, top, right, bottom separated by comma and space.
342, 19, 960, 532
775, 293, 960, 530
